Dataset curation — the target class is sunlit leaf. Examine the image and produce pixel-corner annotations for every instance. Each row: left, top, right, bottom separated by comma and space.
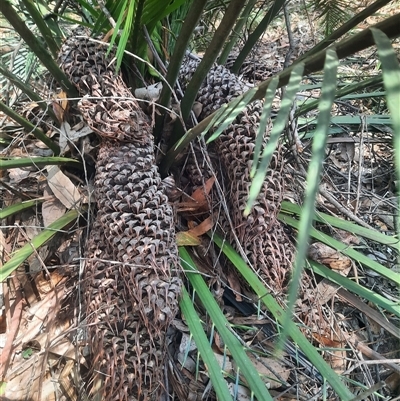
250, 76, 279, 178
280, 213, 400, 285
277, 48, 338, 352
0, 157, 80, 169
179, 287, 233, 401
280, 201, 398, 248
372, 28, 400, 253
0, 199, 44, 220
210, 232, 354, 401
179, 247, 274, 401
245, 62, 304, 215
207, 87, 258, 143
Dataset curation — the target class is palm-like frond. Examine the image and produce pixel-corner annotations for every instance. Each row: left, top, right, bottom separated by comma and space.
309, 0, 351, 36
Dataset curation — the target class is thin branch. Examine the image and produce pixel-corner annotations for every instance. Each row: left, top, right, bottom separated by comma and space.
180, 0, 247, 121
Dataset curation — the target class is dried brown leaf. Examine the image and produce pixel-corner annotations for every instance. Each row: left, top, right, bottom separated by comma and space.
312, 332, 346, 374
227, 383, 252, 400
8, 168, 31, 183
35, 270, 64, 296
227, 271, 242, 302
308, 242, 352, 271
187, 216, 213, 236
46, 166, 81, 209
176, 217, 214, 246
313, 279, 340, 306
191, 176, 215, 204
332, 229, 359, 245
52, 91, 68, 123
176, 231, 201, 246
42, 196, 66, 227
232, 353, 290, 390
385, 372, 400, 394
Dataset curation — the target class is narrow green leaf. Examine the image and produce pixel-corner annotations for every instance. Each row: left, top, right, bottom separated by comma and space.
1, 209, 80, 282
0, 61, 58, 122
231, 0, 286, 74
92, 0, 121, 34
0, 157, 80, 169
245, 63, 304, 215
296, 74, 383, 116
107, 0, 129, 57
279, 213, 400, 285
218, 0, 258, 65
277, 49, 338, 353
340, 91, 386, 99
372, 28, 400, 256
143, 0, 187, 32
211, 232, 354, 401
0, 101, 60, 154
179, 247, 273, 401
0, 0, 77, 98
298, 114, 392, 127
280, 201, 398, 248
206, 87, 258, 144
172, 104, 228, 153
116, 0, 136, 72
180, 287, 233, 401
0, 199, 44, 220
73, 0, 99, 19
308, 260, 400, 318
250, 76, 279, 178
0, 381, 6, 395
20, 0, 59, 57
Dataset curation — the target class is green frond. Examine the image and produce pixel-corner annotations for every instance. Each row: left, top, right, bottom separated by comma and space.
309, 0, 352, 36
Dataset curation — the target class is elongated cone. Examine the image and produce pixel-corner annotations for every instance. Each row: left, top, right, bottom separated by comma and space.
59, 28, 181, 400
179, 58, 294, 289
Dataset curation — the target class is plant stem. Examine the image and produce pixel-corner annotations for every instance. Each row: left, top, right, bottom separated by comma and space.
231, 0, 286, 74
20, 0, 60, 57
160, 12, 400, 173
0, 0, 78, 98
154, 0, 208, 143
180, 0, 247, 121
0, 62, 58, 123
218, 0, 258, 65
0, 101, 60, 154
296, 0, 393, 62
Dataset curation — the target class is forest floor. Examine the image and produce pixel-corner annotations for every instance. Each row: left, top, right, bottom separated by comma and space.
0, 2, 399, 400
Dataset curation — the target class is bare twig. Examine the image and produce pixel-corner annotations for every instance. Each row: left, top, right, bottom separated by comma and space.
318, 185, 377, 230
143, 26, 167, 76
283, 3, 295, 68
354, 116, 366, 215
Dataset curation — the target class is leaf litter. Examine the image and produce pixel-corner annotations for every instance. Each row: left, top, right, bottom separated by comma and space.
1, 2, 400, 400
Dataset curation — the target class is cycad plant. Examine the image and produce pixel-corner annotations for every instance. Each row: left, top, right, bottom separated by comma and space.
0, 0, 399, 400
